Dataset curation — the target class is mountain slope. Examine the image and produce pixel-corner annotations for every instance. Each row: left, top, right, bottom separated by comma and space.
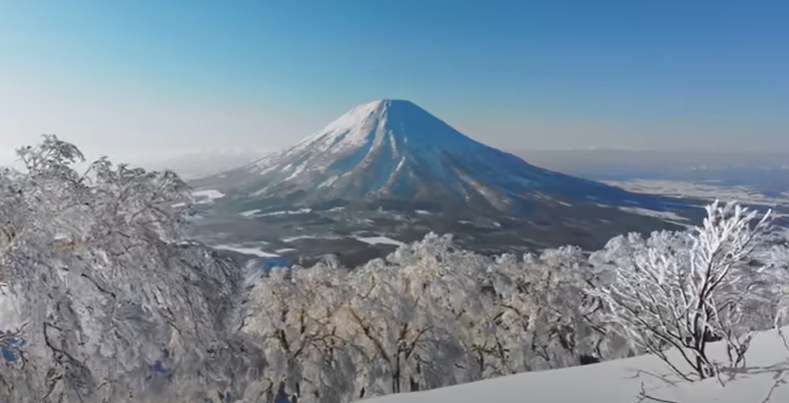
363, 326, 789, 403
197, 99, 680, 215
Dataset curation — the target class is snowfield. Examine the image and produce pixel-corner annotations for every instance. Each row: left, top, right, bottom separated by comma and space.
258, 208, 312, 216
239, 209, 261, 217
355, 236, 405, 246
365, 326, 789, 403
211, 244, 278, 257
192, 189, 225, 199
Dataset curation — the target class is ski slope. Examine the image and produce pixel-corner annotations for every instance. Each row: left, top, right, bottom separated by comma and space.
364, 326, 789, 403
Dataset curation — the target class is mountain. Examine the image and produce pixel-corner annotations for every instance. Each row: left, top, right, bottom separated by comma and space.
195, 100, 680, 215
188, 100, 696, 264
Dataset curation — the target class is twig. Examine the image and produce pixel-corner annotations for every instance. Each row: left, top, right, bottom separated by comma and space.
635, 382, 679, 403
760, 370, 787, 403
626, 368, 679, 387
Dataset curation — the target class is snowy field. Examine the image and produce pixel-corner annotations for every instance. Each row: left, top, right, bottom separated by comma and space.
617, 205, 692, 228
192, 188, 226, 204
606, 179, 789, 208
364, 326, 789, 403
211, 244, 278, 257
354, 236, 405, 246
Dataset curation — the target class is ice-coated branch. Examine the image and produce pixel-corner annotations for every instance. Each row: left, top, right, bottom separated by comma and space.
588, 200, 779, 381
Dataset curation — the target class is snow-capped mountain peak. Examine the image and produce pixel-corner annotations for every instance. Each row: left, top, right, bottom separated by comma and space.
253, 99, 480, 177
293, 99, 472, 150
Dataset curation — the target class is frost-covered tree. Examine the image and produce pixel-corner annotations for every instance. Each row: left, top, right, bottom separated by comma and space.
383, 234, 488, 385
0, 135, 262, 402
241, 262, 357, 403
341, 257, 439, 397
446, 252, 528, 378
588, 201, 782, 381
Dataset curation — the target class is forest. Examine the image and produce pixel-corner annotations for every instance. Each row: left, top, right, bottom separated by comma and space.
1, 136, 787, 403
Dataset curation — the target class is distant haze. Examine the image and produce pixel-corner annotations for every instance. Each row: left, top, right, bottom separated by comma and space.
1, 1, 788, 167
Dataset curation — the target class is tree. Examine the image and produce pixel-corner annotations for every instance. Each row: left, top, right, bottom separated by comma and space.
588, 201, 780, 381
240, 263, 356, 403
341, 257, 437, 397
0, 135, 259, 403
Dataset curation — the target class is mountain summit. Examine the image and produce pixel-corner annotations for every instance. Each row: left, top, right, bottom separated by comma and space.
213, 99, 672, 215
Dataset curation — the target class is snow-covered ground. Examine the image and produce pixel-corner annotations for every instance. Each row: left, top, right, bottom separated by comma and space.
192, 189, 225, 200
355, 236, 404, 246
211, 244, 278, 257
239, 209, 261, 217
607, 179, 789, 208
364, 327, 789, 403
618, 205, 692, 228
258, 208, 312, 217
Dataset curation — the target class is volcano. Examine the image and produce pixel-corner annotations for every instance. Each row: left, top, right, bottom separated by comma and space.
198, 99, 680, 216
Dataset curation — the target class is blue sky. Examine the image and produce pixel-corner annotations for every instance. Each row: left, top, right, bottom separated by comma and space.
1, 0, 787, 160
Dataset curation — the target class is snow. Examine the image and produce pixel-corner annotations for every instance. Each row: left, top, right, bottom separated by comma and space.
355, 236, 404, 246
251, 185, 272, 196
192, 189, 225, 199
284, 162, 308, 180
618, 206, 689, 223
364, 326, 789, 403
258, 208, 312, 217
606, 179, 789, 209
239, 209, 260, 217
282, 235, 316, 243
211, 244, 278, 257
318, 175, 339, 188
281, 234, 343, 242
275, 248, 297, 253
415, 210, 430, 215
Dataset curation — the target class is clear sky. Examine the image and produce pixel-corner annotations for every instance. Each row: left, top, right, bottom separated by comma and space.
1, 0, 788, 165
